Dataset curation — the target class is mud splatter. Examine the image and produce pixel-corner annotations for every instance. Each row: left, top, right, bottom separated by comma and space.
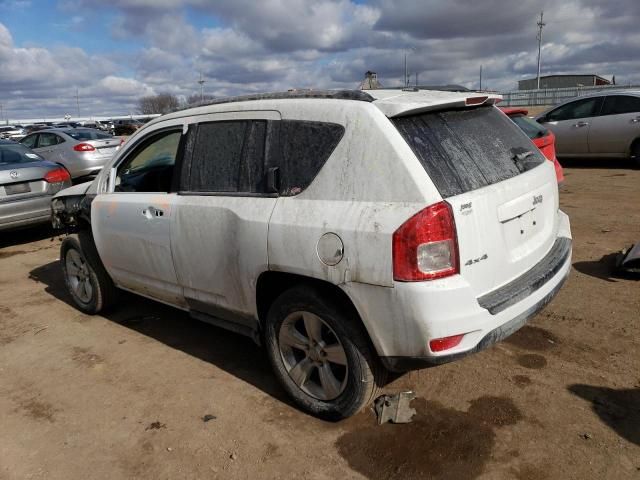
513, 463, 550, 480
145, 421, 166, 431
71, 347, 104, 367
17, 398, 56, 422
506, 326, 558, 352
467, 396, 524, 427
336, 396, 523, 480
0, 250, 27, 259
517, 354, 547, 369
512, 375, 532, 388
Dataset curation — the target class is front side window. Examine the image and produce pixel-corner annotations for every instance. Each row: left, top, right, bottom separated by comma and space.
115, 130, 181, 193
21, 134, 38, 149
548, 97, 603, 122
600, 95, 640, 116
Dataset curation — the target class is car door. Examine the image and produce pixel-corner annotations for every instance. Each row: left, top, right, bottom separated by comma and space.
171, 111, 281, 331
539, 96, 603, 156
91, 120, 187, 307
587, 95, 640, 155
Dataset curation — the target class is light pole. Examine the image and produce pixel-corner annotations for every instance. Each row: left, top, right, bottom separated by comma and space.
403, 47, 416, 88
536, 11, 546, 90
197, 71, 206, 102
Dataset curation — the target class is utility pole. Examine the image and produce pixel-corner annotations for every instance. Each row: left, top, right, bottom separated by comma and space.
479, 65, 483, 91
0, 103, 3, 124
536, 10, 546, 90
197, 71, 206, 102
75, 88, 80, 117
404, 52, 408, 88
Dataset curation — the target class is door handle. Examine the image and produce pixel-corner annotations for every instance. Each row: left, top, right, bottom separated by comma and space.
574, 121, 589, 127
142, 206, 164, 219
631, 117, 640, 123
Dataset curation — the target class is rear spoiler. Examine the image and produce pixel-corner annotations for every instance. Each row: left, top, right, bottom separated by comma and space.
374, 93, 502, 118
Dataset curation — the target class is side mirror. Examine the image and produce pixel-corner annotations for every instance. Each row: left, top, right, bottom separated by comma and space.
538, 115, 548, 123
266, 167, 280, 194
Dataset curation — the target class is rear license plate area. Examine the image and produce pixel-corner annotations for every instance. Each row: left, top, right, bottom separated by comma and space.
5, 183, 31, 195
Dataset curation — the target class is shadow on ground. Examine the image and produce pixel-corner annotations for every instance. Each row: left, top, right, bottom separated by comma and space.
0, 225, 56, 249
569, 385, 640, 446
28, 260, 296, 411
573, 253, 622, 282
559, 158, 634, 170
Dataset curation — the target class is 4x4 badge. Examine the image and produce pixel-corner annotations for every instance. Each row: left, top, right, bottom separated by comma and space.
464, 253, 488, 266
533, 194, 543, 206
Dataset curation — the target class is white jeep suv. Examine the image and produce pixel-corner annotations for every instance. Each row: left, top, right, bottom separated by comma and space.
52, 89, 572, 419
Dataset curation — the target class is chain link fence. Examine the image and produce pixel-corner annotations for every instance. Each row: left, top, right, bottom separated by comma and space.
499, 84, 640, 107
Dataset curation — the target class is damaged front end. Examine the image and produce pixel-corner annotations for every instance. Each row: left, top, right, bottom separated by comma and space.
51, 181, 95, 232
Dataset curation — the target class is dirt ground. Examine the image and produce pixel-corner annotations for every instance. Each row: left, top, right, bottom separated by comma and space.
1, 159, 639, 480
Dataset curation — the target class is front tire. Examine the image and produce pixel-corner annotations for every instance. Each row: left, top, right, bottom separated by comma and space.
60, 233, 116, 314
631, 140, 640, 168
264, 286, 385, 420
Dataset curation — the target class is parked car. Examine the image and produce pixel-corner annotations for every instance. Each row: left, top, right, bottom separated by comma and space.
0, 139, 71, 230
113, 119, 143, 136
500, 107, 564, 183
0, 125, 26, 140
19, 128, 122, 179
536, 91, 640, 166
52, 89, 572, 419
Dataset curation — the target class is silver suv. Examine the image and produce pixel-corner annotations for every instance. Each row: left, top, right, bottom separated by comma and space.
52, 90, 572, 419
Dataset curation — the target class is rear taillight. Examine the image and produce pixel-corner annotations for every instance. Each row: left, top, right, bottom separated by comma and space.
44, 167, 70, 183
73, 143, 95, 152
393, 201, 459, 281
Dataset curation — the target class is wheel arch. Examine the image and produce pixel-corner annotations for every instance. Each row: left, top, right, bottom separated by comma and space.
255, 271, 378, 354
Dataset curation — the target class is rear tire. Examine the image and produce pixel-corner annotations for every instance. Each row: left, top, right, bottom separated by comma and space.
264, 286, 386, 420
60, 231, 117, 314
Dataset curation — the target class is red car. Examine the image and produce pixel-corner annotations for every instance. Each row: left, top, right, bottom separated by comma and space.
500, 107, 564, 184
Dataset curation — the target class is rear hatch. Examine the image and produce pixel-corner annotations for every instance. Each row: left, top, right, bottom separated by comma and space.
392, 103, 560, 297
63, 129, 121, 158
0, 161, 57, 201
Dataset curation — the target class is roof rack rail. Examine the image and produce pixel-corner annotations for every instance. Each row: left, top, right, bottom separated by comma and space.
182, 89, 375, 110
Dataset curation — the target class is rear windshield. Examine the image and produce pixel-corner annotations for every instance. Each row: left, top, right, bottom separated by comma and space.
0, 144, 44, 164
392, 106, 545, 198
509, 114, 548, 140
63, 129, 112, 141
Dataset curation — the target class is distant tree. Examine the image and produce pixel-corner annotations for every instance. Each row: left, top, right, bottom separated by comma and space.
186, 93, 216, 106
137, 93, 180, 114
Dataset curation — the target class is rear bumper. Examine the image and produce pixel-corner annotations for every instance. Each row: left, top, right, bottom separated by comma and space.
380, 271, 568, 371
0, 195, 52, 231
342, 210, 572, 371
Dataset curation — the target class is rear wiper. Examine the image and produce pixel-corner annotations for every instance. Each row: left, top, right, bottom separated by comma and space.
513, 150, 535, 162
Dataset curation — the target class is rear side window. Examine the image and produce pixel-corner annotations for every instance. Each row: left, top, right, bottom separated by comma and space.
547, 97, 603, 121
189, 121, 249, 192
277, 120, 344, 196
393, 106, 545, 198
600, 95, 640, 116
38, 133, 63, 147
0, 144, 44, 164
509, 114, 548, 140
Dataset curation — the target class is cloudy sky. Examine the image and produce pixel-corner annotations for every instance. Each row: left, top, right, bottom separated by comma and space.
1, 0, 638, 120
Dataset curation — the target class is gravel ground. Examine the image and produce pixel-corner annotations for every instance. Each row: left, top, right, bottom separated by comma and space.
0, 159, 639, 480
